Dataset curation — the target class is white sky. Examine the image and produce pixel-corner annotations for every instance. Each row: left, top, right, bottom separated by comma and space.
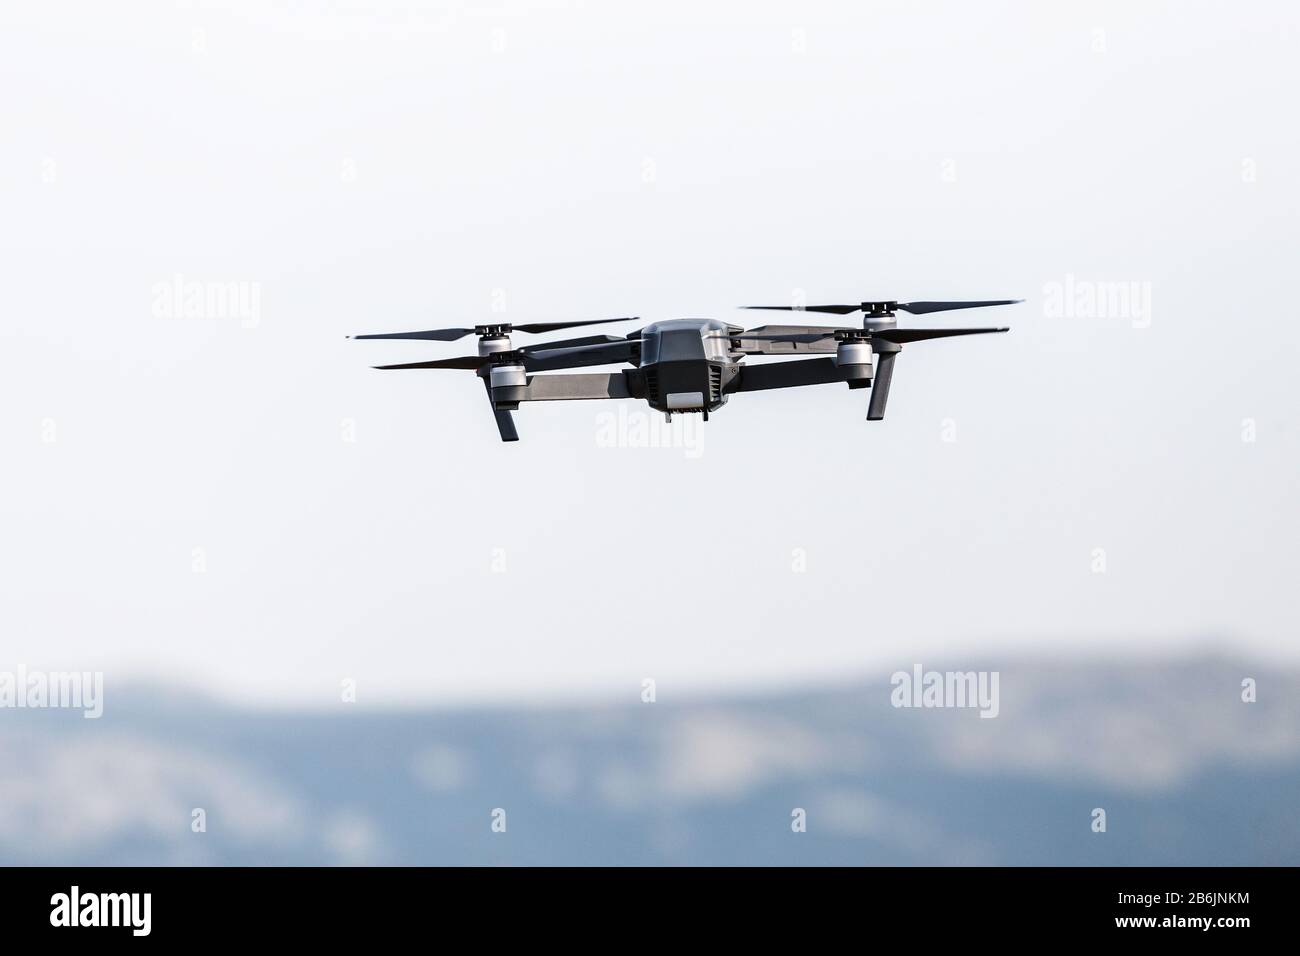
2, 1, 1297, 706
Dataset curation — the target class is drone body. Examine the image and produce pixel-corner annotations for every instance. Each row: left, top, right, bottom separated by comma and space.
353, 300, 1021, 442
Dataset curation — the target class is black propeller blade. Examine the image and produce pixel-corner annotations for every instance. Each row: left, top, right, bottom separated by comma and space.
895, 300, 1022, 315
351, 316, 638, 342
744, 304, 862, 315
373, 339, 644, 372
743, 299, 1021, 316
738, 326, 1009, 344
373, 356, 489, 370
513, 318, 639, 334
354, 327, 476, 342
873, 326, 1009, 344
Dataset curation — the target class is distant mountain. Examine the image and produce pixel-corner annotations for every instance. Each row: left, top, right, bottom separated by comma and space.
1, 656, 1296, 865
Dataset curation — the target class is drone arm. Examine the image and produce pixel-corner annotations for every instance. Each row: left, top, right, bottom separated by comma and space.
516, 371, 633, 402
523, 339, 641, 372
733, 357, 844, 392
730, 339, 838, 356
522, 333, 629, 352
726, 326, 837, 356
479, 371, 629, 442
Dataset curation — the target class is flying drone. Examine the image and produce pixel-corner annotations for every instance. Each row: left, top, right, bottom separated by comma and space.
352, 299, 1021, 441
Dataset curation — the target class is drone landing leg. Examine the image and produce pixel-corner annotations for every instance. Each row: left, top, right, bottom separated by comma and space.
867, 348, 898, 421
492, 407, 519, 442
481, 375, 520, 442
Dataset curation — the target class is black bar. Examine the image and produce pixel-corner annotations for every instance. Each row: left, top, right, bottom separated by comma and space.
0, 866, 1280, 943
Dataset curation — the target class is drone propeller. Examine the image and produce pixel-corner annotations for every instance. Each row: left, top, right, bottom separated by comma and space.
875, 327, 1009, 344
743, 300, 1022, 316
350, 317, 639, 342
735, 298, 1021, 421
373, 338, 644, 372
735, 326, 1009, 344
373, 355, 488, 370
371, 336, 645, 443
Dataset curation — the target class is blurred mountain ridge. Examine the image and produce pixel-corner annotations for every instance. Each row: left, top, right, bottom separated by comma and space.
1, 654, 1295, 865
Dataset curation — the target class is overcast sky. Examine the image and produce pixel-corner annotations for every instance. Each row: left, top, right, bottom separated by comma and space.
3, 1, 1297, 706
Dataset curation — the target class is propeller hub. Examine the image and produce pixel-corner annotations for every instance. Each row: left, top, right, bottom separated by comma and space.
861, 301, 898, 316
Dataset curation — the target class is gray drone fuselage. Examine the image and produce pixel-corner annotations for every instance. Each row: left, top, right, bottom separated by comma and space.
635, 319, 740, 414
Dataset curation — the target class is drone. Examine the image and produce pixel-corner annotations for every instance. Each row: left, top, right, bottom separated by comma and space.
352, 299, 1021, 441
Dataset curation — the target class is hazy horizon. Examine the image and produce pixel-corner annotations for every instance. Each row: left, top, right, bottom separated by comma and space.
3, 653, 1296, 865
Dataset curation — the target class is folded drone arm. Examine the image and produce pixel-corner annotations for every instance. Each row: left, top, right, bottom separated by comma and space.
726, 326, 837, 356
733, 357, 845, 392
516, 372, 633, 402
479, 372, 630, 444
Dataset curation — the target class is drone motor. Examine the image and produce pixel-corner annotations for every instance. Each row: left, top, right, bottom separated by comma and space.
476, 328, 514, 356
489, 362, 528, 409
833, 339, 874, 389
